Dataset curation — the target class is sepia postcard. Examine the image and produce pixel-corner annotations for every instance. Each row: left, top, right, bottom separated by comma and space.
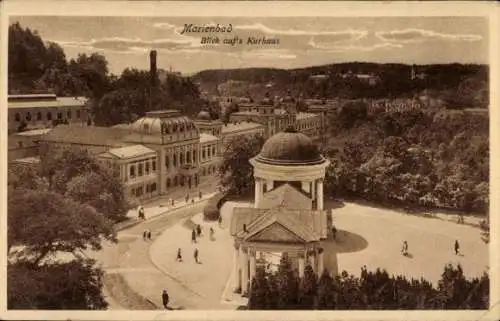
0, 1, 499, 321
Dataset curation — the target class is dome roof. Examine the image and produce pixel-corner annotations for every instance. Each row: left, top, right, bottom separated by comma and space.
196, 109, 212, 121
260, 92, 273, 105
255, 126, 324, 166
130, 110, 197, 136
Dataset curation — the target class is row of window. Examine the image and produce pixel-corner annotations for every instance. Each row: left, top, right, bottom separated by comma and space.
129, 160, 157, 179
131, 183, 157, 197
201, 165, 219, 176
166, 174, 199, 188
13, 109, 83, 122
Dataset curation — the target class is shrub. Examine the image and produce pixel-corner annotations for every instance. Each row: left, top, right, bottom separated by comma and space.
203, 192, 226, 221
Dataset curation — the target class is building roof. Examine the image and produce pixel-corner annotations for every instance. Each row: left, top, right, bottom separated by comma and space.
42, 124, 129, 147
8, 96, 88, 109
103, 144, 156, 159
260, 184, 312, 210
14, 128, 52, 136
221, 121, 264, 134
11, 156, 41, 164
200, 133, 219, 143
296, 112, 318, 120
230, 206, 327, 243
254, 126, 325, 166
196, 109, 213, 121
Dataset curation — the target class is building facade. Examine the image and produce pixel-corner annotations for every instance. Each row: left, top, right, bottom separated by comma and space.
8, 94, 89, 134
39, 109, 265, 201
229, 91, 323, 141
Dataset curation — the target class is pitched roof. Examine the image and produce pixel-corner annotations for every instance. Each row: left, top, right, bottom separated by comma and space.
260, 183, 312, 210
42, 124, 129, 147
230, 206, 327, 243
106, 145, 156, 159
200, 133, 219, 143
221, 121, 264, 134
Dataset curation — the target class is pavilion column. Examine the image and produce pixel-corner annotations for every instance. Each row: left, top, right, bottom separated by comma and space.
241, 247, 249, 294
233, 243, 240, 289
254, 178, 263, 208
317, 178, 324, 211
317, 248, 324, 276
249, 249, 256, 284
298, 254, 305, 278
266, 180, 274, 191
311, 180, 316, 200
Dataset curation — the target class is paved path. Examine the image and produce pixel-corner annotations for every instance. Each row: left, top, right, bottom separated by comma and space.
329, 202, 489, 285
88, 192, 218, 310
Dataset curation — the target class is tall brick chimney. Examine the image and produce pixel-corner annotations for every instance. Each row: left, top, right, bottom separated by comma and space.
150, 49, 157, 88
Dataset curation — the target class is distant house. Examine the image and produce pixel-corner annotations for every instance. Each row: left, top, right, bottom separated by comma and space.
8, 94, 89, 134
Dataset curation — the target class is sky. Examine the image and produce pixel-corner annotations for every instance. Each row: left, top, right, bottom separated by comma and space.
11, 16, 489, 75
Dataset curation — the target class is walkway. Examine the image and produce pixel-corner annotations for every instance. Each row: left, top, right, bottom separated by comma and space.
88, 190, 218, 310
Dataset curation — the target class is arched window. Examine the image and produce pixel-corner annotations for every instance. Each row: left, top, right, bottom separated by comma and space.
67, 110, 72, 119
173, 176, 178, 186
145, 162, 150, 174
212, 146, 216, 156
180, 125, 184, 132
26, 112, 32, 121
165, 155, 170, 168
202, 149, 206, 159
193, 151, 196, 163
15, 113, 20, 122
167, 178, 171, 188
138, 163, 144, 176
152, 160, 157, 171
186, 151, 191, 163
173, 153, 177, 167
130, 165, 136, 178
180, 153, 184, 165
76, 110, 81, 119
47, 112, 52, 120
37, 112, 42, 120
57, 112, 63, 120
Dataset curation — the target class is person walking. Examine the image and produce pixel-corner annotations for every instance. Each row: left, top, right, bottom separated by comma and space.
194, 248, 199, 264
147, 231, 152, 240
454, 240, 460, 255
191, 229, 197, 243
162, 289, 169, 309
199, 191, 203, 199
143, 230, 148, 240
209, 227, 214, 240
196, 224, 202, 237
176, 248, 183, 262
332, 226, 337, 240
218, 215, 222, 228
401, 241, 408, 256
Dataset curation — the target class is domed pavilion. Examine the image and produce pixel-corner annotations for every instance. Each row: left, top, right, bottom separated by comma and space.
230, 126, 331, 295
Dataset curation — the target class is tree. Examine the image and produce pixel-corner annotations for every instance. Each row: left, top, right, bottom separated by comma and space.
219, 134, 265, 196
299, 265, 318, 309
8, 188, 116, 265
39, 146, 129, 222
275, 254, 299, 309
8, 258, 108, 309
248, 267, 270, 309
316, 269, 335, 309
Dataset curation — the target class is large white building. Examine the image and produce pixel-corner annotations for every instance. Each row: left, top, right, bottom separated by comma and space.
40, 109, 266, 201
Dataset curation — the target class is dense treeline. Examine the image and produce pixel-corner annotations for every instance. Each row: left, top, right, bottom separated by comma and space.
248, 255, 489, 310
8, 22, 204, 126
324, 103, 489, 215
193, 63, 488, 109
